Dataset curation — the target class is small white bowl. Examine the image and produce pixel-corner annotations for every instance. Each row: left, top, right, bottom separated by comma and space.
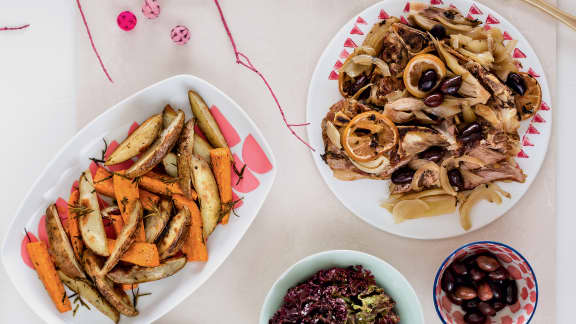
260, 250, 424, 323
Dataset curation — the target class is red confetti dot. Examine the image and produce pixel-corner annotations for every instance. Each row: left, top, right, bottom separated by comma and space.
171, 25, 190, 45
117, 11, 137, 31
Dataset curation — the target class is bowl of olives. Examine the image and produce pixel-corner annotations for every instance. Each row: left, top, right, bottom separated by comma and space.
433, 241, 538, 324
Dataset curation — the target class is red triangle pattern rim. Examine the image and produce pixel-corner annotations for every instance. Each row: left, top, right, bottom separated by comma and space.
334, 60, 343, 70
528, 68, 540, 78
430, 0, 444, 5
517, 150, 529, 158
533, 113, 545, 123
379, 9, 390, 19
540, 101, 551, 111
329, 70, 339, 80
513, 48, 527, 59
485, 14, 500, 24
469, 3, 483, 15
403, 2, 410, 12
503, 31, 513, 40
400, 16, 410, 25
344, 38, 358, 48
339, 49, 350, 59
522, 136, 534, 147
356, 16, 367, 24
350, 25, 364, 35
527, 124, 540, 135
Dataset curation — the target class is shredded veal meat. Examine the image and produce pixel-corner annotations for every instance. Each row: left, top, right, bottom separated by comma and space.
461, 163, 526, 190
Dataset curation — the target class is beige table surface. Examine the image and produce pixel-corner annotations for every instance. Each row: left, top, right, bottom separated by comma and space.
75, 0, 556, 322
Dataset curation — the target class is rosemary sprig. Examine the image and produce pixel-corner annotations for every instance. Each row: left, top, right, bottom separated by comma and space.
89, 138, 109, 164
24, 228, 32, 243
220, 197, 244, 220
131, 287, 151, 308
120, 197, 129, 213
68, 204, 94, 219
159, 176, 180, 184
72, 294, 91, 316
94, 174, 113, 184
233, 163, 247, 186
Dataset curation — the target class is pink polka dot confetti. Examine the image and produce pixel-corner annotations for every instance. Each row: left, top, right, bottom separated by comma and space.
170, 25, 190, 45
142, 0, 161, 19
117, 10, 137, 31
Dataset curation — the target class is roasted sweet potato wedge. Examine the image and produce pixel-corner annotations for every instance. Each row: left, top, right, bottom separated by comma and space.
188, 90, 231, 157
99, 201, 143, 275
178, 119, 195, 199
156, 206, 191, 259
78, 171, 109, 256
58, 271, 120, 323
105, 114, 162, 166
191, 157, 221, 239
107, 256, 186, 284
124, 110, 185, 178
45, 204, 85, 279
144, 199, 172, 243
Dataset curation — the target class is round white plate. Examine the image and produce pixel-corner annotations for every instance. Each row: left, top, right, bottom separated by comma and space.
307, 0, 552, 239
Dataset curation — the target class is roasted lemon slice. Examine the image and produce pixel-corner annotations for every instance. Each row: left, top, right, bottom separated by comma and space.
515, 72, 542, 120
342, 111, 399, 162
403, 54, 446, 98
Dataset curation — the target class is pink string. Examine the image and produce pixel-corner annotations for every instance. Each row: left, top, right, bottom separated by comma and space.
75, 0, 113, 83
213, 0, 314, 151
0, 24, 29, 31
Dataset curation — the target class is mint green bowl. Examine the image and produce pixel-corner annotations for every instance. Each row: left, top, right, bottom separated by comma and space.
259, 250, 424, 323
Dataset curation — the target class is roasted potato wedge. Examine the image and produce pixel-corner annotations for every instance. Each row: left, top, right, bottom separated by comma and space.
193, 135, 213, 163
105, 114, 162, 166
83, 251, 138, 317
45, 204, 86, 279
78, 171, 109, 256
58, 271, 120, 323
188, 90, 231, 157
100, 201, 143, 275
156, 206, 191, 259
162, 104, 177, 129
144, 199, 172, 243
178, 119, 195, 199
107, 256, 186, 284
162, 152, 178, 177
124, 109, 185, 178
191, 157, 221, 239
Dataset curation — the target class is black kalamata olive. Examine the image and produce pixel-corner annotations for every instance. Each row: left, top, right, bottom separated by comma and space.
418, 69, 438, 92
478, 302, 496, 316
418, 146, 444, 163
488, 267, 509, 281
430, 24, 447, 39
460, 132, 483, 145
440, 75, 463, 95
449, 292, 464, 305
424, 92, 444, 107
448, 169, 464, 189
464, 311, 486, 324
391, 167, 415, 185
476, 255, 500, 272
470, 267, 486, 282
442, 269, 457, 293
492, 300, 506, 311
461, 122, 482, 137
503, 280, 518, 305
451, 261, 468, 276
490, 281, 503, 300
455, 286, 477, 300
506, 72, 527, 95
462, 298, 480, 312
348, 74, 370, 97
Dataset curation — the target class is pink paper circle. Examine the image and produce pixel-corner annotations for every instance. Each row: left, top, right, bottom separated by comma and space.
170, 25, 190, 45
142, 0, 161, 19
117, 11, 137, 31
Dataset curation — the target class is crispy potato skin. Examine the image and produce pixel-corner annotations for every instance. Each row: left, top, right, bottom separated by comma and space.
162, 104, 177, 129
191, 157, 221, 239
156, 207, 191, 259
178, 119, 195, 199
144, 199, 172, 243
193, 135, 213, 163
162, 152, 179, 177
107, 256, 186, 284
46, 204, 85, 279
105, 114, 162, 166
188, 90, 231, 157
99, 201, 143, 275
124, 110, 185, 178
58, 271, 120, 323
83, 251, 138, 317
79, 171, 109, 256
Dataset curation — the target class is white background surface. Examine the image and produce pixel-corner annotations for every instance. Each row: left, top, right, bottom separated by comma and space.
0, 0, 573, 323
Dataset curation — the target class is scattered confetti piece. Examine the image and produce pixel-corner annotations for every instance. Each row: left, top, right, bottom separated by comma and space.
170, 25, 190, 45
76, 0, 113, 82
0, 24, 30, 31
142, 0, 161, 19
213, 0, 313, 150
117, 11, 137, 31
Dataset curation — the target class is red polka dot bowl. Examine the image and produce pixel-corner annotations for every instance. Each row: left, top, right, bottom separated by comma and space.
433, 241, 538, 324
